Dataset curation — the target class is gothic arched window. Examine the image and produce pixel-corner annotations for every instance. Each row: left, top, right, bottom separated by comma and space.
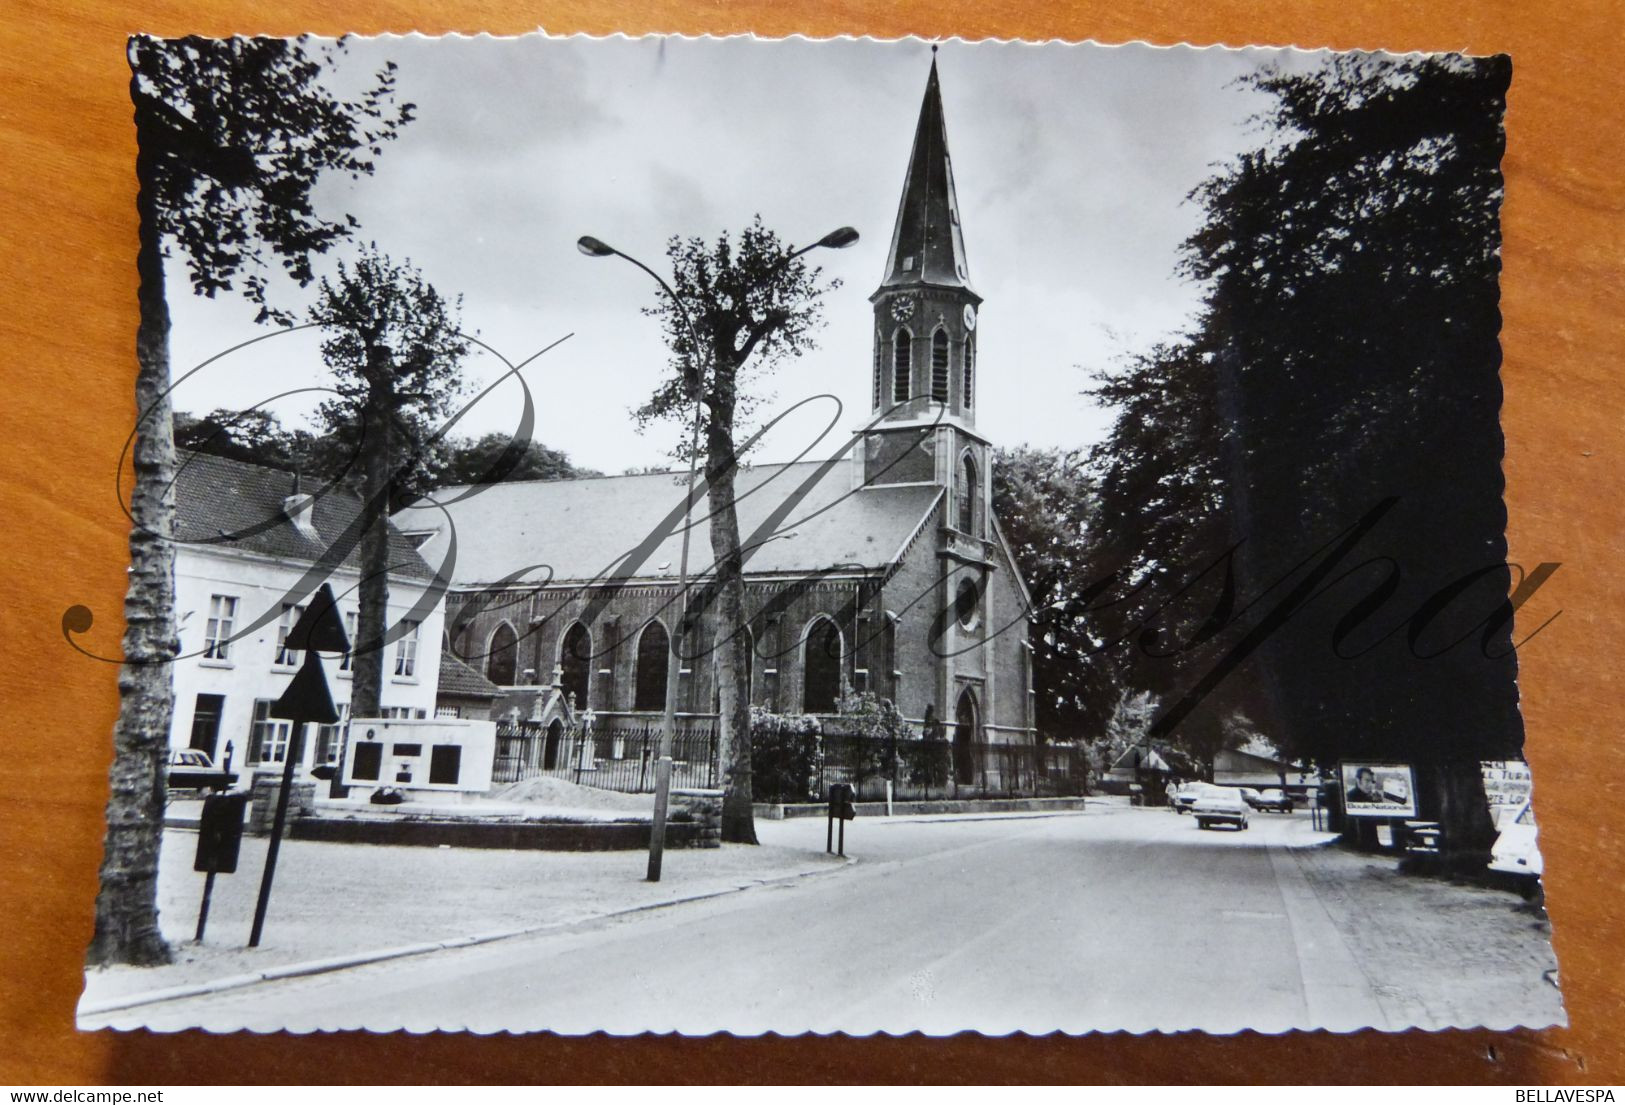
931, 329, 950, 403
486, 622, 518, 687
560, 622, 591, 709
802, 618, 843, 714
963, 335, 976, 410
633, 619, 670, 712
956, 453, 981, 536
893, 329, 912, 404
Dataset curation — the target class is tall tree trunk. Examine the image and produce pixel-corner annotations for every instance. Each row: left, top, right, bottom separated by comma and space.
89, 136, 175, 966
706, 410, 757, 845
350, 345, 394, 722
1425, 759, 1497, 871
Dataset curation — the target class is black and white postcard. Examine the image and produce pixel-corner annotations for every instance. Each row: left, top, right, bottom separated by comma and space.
75, 33, 1563, 1036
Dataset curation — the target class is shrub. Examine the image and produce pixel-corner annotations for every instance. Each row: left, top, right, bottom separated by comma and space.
749, 708, 822, 803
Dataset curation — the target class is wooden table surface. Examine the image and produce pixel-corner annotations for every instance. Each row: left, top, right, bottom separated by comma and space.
2, 0, 1621, 1086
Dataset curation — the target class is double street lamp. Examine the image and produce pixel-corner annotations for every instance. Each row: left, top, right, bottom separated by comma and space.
577, 224, 858, 881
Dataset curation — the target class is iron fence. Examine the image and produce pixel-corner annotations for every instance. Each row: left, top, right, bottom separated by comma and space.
490, 714, 1084, 803
788, 730, 1089, 804
492, 716, 719, 792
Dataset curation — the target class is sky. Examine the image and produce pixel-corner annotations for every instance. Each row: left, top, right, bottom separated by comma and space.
164, 35, 1322, 474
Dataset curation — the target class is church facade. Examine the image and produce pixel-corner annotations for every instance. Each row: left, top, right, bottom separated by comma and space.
394, 59, 1039, 793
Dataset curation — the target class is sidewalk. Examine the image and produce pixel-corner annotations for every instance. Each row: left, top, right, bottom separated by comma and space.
1276, 825, 1566, 1031
80, 827, 846, 1011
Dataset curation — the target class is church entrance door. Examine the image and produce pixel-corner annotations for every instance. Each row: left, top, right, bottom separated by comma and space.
953, 688, 979, 788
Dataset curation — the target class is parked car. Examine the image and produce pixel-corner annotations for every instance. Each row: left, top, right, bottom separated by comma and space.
1241, 787, 1294, 813
1489, 800, 1542, 880
166, 748, 238, 792
1192, 787, 1250, 831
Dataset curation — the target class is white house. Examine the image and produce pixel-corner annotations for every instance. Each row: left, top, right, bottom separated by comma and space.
170, 451, 447, 783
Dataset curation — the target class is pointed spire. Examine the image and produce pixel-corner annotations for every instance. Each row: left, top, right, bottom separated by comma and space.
878, 54, 976, 296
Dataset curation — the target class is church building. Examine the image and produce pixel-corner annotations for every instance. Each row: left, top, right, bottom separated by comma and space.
393, 58, 1038, 793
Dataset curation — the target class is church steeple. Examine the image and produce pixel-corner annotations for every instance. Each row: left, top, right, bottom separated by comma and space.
877, 54, 977, 296
864, 51, 991, 556
868, 53, 983, 426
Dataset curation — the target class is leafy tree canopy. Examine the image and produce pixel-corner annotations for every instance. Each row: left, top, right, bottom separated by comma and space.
132, 34, 414, 319
173, 407, 591, 493
632, 215, 841, 460
990, 445, 1117, 743
1079, 53, 1517, 787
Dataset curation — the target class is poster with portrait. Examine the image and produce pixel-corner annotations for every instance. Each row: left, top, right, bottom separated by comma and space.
1339, 762, 1418, 818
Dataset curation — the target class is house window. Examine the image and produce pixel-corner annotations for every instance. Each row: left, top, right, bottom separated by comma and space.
204, 594, 237, 660
802, 618, 843, 714
274, 602, 306, 667
394, 620, 420, 678
380, 706, 427, 720
436, 705, 461, 719
931, 329, 950, 403
963, 335, 975, 409
339, 610, 358, 672
314, 703, 350, 766
892, 329, 912, 403
634, 620, 670, 712
248, 699, 292, 765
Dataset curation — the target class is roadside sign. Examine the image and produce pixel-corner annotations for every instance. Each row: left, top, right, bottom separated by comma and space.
1339, 761, 1418, 818
194, 791, 247, 874
192, 791, 248, 942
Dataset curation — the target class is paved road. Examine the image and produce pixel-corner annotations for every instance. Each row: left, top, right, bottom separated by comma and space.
103, 806, 1400, 1035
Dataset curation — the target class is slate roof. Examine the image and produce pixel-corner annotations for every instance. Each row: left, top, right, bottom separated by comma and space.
174, 451, 435, 580
438, 650, 501, 699
877, 58, 977, 298
391, 459, 944, 589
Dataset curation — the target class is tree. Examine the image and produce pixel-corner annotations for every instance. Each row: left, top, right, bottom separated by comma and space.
1085, 54, 1515, 862
308, 246, 469, 734
634, 217, 843, 844
1087, 688, 1159, 782
436, 431, 597, 488
174, 407, 308, 468
1186, 55, 1515, 862
990, 446, 1116, 743
94, 36, 410, 966
1078, 339, 1258, 775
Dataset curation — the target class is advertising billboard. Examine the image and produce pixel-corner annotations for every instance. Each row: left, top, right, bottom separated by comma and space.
1339, 762, 1418, 818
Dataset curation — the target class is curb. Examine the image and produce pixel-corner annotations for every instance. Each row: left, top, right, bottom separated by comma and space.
78, 856, 855, 1020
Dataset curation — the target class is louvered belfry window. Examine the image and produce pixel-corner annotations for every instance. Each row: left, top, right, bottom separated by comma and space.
931, 329, 950, 403
893, 329, 912, 403
964, 336, 976, 410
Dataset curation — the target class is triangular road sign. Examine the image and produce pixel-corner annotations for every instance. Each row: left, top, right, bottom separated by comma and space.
286, 582, 351, 654
270, 651, 340, 723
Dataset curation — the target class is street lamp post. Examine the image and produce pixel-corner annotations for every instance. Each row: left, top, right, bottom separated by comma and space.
577, 225, 857, 881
